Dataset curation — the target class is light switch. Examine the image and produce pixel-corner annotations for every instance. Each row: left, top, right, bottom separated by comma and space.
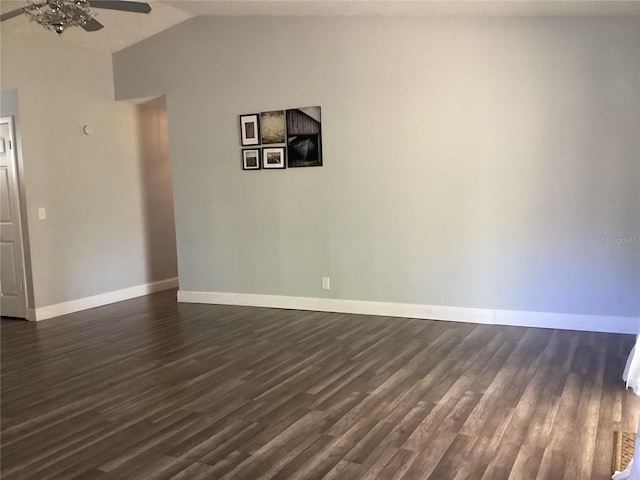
38, 207, 46, 220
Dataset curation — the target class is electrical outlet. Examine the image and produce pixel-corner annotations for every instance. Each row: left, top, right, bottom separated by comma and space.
38, 207, 46, 220
322, 277, 330, 290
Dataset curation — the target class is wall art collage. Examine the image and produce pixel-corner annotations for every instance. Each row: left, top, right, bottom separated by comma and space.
239, 106, 322, 171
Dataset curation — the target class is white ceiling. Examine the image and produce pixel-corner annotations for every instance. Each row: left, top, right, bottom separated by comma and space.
167, 0, 640, 17
1, 0, 639, 53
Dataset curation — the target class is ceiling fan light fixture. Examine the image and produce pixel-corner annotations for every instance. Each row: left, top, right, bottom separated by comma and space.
23, 0, 93, 35
1, 0, 151, 33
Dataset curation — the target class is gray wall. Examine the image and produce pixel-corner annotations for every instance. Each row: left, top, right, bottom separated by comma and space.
1, 27, 178, 309
114, 16, 640, 318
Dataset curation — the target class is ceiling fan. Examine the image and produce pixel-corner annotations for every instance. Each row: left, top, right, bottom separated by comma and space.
0, 0, 152, 35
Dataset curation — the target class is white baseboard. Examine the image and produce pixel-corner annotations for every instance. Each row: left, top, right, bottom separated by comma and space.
177, 290, 639, 335
34, 277, 178, 321
494, 309, 638, 334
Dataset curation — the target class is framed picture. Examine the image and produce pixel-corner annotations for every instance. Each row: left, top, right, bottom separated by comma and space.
260, 110, 286, 144
262, 147, 286, 169
286, 106, 322, 168
242, 148, 261, 170
240, 114, 260, 146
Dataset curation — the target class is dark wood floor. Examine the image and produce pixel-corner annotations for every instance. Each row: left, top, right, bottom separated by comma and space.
1, 290, 639, 479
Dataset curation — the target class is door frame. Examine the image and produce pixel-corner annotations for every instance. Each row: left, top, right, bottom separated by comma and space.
1, 115, 30, 319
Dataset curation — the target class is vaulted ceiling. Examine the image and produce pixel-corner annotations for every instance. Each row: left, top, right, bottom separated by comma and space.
1, 0, 639, 53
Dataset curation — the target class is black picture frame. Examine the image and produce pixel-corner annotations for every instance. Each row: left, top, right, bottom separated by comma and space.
262, 147, 286, 169
240, 114, 260, 146
242, 148, 261, 170
286, 107, 322, 168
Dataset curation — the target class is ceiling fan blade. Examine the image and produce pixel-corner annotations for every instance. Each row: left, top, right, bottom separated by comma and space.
81, 17, 104, 32
89, 1, 151, 14
1, 8, 25, 22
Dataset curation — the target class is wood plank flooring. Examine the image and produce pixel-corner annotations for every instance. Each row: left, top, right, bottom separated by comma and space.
2, 289, 639, 479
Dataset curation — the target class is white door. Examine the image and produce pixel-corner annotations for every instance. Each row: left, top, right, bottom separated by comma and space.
0, 117, 27, 318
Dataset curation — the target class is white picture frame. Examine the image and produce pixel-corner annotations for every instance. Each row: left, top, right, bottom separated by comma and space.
262, 147, 286, 169
240, 114, 260, 146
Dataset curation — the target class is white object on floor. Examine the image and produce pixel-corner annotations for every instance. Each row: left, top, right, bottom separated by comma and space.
624, 334, 640, 395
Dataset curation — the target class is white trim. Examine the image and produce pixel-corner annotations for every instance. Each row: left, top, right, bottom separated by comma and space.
34, 277, 178, 321
494, 310, 639, 335
177, 290, 640, 335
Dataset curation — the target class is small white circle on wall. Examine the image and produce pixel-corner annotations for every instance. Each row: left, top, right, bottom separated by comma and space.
83, 125, 93, 135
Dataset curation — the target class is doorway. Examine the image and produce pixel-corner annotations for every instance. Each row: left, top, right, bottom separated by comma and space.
0, 116, 27, 318
136, 96, 178, 284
